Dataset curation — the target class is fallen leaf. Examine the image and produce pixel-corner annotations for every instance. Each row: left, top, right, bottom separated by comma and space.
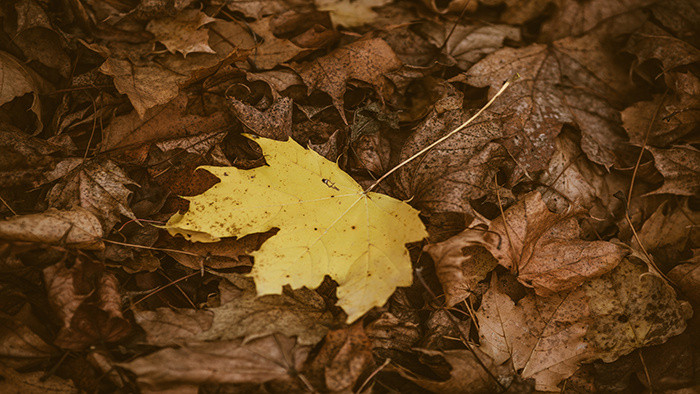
622, 93, 699, 148
637, 200, 700, 265
308, 323, 374, 391
625, 21, 700, 72
48, 159, 137, 232
395, 87, 508, 216
466, 35, 633, 170
0, 311, 56, 368
646, 145, 700, 196
165, 232, 273, 270
225, 0, 295, 19
668, 263, 700, 305
448, 191, 628, 295
0, 127, 57, 187
43, 258, 130, 350
228, 96, 293, 140
101, 93, 229, 152
0, 51, 49, 132
418, 22, 520, 70
537, 131, 611, 214
425, 238, 498, 307
477, 258, 691, 391
165, 136, 427, 322
365, 312, 420, 354
648, 0, 699, 46
480, 0, 552, 24
0, 208, 103, 249
402, 348, 502, 394
0, 363, 76, 393
539, 0, 656, 41
119, 334, 310, 390
295, 38, 402, 123
146, 9, 216, 56
315, 0, 392, 27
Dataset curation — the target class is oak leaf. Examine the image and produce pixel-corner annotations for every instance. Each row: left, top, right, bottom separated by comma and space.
165, 136, 427, 322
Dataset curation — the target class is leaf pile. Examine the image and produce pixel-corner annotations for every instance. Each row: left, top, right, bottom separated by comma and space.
0, 0, 697, 393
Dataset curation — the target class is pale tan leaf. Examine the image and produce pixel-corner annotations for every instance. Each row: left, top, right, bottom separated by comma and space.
646, 145, 700, 196
315, 0, 392, 27
146, 10, 216, 56
0, 208, 103, 249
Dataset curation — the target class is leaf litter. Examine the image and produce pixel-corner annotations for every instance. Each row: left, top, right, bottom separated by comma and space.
0, 0, 697, 392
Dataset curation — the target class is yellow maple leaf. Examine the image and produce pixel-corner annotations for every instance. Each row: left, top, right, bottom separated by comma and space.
165, 136, 427, 322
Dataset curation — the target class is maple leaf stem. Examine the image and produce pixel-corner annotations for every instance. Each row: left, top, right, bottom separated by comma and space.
364, 78, 513, 194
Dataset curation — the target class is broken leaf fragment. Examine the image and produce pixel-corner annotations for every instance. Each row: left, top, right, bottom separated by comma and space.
165, 136, 427, 322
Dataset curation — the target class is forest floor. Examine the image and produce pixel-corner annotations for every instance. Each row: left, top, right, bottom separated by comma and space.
0, 0, 698, 393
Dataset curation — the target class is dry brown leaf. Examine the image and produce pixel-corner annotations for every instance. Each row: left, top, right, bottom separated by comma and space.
0, 51, 49, 132
44, 258, 130, 350
146, 9, 215, 56
538, 131, 611, 214
136, 277, 333, 346
646, 145, 700, 196
466, 35, 633, 170
0, 311, 56, 369
425, 239, 497, 307
402, 348, 502, 394
477, 258, 691, 391
315, 0, 391, 27
668, 263, 700, 305
422, 0, 477, 14
164, 232, 273, 270
648, 0, 699, 47
0, 363, 76, 393
418, 22, 520, 70
365, 312, 420, 354
101, 93, 229, 152
539, 0, 656, 41
0, 127, 57, 187
225, 0, 295, 19
479, 0, 552, 24
625, 21, 700, 72
0, 208, 103, 249
622, 93, 699, 148
457, 192, 627, 295
295, 38, 402, 123
119, 334, 310, 390
308, 323, 374, 392
637, 200, 700, 265
396, 87, 508, 216
48, 159, 137, 232
228, 96, 293, 140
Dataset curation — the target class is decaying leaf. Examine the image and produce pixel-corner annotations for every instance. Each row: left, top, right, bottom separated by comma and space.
295, 38, 402, 123
477, 258, 691, 391
0, 208, 103, 249
43, 258, 130, 350
315, 0, 392, 27
308, 323, 374, 391
228, 97, 293, 140
146, 10, 216, 56
48, 159, 137, 232
624, 21, 700, 72
466, 35, 633, 170
622, 93, 699, 148
646, 145, 700, 196
165, 136, 427, 322
120, 334, 310, 391
396, 87, 508, 216
0, 310, 56, 369
437, 192, 628, 295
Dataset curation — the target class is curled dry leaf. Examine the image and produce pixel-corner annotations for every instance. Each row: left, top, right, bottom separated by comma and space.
308, 323, 374, 392
477, 258, 691, 391
119, 334, 310, 391
396, 87, 508, 216
43, 259, 130, 350
646, 145, 700, 196
0, 208, 103, 249
425, 239, 498, 307
295, 38, 402, 123
466, 35, 633, 170
441, 191, 628, 295
48, 159, 137, 232
668, 263, 700, 305
146, 9, 215, 56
